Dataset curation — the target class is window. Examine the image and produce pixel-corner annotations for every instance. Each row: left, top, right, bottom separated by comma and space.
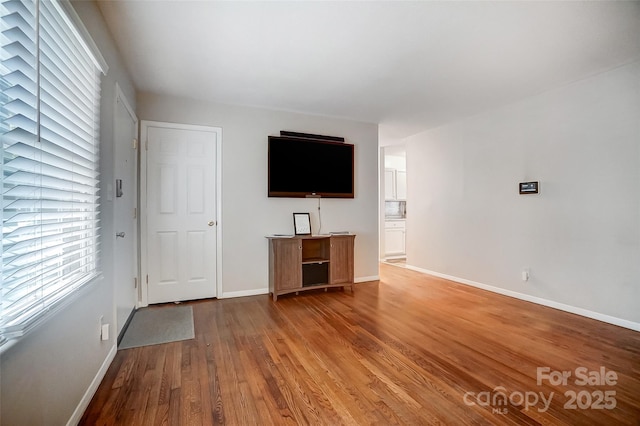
1, 0, 106, 345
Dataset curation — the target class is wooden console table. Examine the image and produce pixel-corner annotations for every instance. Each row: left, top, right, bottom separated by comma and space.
267, 234, 355, 301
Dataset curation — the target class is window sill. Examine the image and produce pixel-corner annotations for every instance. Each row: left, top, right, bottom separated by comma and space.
0, 273, 104, 355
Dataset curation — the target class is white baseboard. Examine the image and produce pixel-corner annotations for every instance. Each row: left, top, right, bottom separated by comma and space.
384, 255, 406, 260
67, 343, 117, 426
355, 275, 380, 283
222, 288, 269, 299
405, 265, 640, 332
220, 278, 380, 298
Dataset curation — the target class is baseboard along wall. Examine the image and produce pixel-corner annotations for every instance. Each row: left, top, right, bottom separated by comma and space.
405, 265, 640, 332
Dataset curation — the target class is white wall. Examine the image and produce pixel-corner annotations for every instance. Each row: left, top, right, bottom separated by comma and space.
406, 61, 640, 326
1, 2, 136, 424
137, 94, 380, 297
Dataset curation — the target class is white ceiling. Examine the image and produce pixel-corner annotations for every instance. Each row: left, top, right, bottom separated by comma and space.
96, 1, 640, 142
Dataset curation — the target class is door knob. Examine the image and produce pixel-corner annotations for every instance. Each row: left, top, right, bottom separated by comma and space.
116, 232, 125, 238
208, 221, 216, 226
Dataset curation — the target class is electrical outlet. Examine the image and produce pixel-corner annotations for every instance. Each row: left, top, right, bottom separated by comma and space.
522, 268, 530, 282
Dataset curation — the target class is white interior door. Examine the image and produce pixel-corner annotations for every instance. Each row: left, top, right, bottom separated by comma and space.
114, 86, 138, 336
143, 122, 220, 304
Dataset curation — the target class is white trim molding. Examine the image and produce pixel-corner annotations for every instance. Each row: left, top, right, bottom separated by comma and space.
222, 289, 269, 299
355, 275, 380, 283
221, 277, 380, 299
67, 343, 117, 426
406, 265, 640, 332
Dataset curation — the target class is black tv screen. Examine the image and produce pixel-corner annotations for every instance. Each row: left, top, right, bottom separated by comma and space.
268, 136, 354, 198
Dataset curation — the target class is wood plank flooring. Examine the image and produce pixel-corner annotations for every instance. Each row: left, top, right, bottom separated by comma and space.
81, 264, 640, 425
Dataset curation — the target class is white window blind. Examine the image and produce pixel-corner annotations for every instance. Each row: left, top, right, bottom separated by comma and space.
1, 0, 104, 344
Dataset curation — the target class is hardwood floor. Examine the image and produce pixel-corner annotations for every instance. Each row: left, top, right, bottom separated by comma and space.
81, 264, 640, 425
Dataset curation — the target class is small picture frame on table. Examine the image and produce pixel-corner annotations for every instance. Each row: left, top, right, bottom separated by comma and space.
293, 213, 311, 235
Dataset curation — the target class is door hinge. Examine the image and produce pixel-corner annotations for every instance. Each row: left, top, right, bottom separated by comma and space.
146, 274, 149, 284
134, 277, 138, 289
133, 138, 138, 150
133, 207, 137, 219
145, 139, 149, 150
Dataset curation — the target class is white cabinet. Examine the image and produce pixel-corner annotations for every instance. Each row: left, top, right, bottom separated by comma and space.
385, 168, 406, 200
384, 169, 395, 200
396, 171, 407, 200
384, 220, 406, 257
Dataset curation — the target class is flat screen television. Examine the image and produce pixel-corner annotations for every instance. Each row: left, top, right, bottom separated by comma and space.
268, 135, 354, 198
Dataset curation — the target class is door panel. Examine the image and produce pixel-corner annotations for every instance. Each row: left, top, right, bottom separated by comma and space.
330, 236, 354, 284
114, 89, 138, 337
146, 124, 219, 303
158, 231, 178, 283
187, 230, 206, 280
274, 239, 302, 290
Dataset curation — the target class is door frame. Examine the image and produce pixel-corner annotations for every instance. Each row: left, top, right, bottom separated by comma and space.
139, 120, 223, 307
113, 83, 139, 326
